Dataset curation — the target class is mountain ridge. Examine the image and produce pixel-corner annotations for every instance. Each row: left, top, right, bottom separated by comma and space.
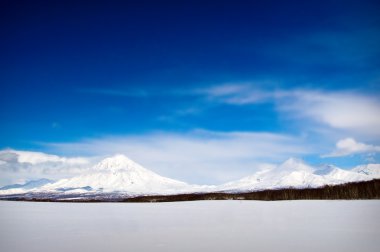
1, 155, 379, 197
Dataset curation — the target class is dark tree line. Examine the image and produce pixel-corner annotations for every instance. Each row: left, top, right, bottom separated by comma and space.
124, 179, 380, 202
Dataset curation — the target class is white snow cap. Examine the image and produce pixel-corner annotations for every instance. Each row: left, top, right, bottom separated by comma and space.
276, 157, 314, 172
93, 154, 147, 172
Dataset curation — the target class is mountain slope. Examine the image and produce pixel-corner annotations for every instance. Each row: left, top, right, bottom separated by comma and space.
217, 158, 375, 192
351, 164, 380, 178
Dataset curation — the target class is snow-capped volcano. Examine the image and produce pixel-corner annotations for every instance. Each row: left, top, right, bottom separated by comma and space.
39, 154, 194, 195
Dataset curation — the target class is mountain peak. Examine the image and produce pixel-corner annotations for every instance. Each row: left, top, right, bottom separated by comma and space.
278, 157, 313, 172
93, 154, 147, 172
282, 157, 304, 165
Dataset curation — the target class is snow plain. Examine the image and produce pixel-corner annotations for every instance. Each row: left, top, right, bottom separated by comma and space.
0, 200, 379, 252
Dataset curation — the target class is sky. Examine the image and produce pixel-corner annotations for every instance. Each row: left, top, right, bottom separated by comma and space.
0, 0, 380, 185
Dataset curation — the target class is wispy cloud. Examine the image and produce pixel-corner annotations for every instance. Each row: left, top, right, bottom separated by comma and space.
194, 84, 380, 137
323, 138, 380, 157
78, 83, 380, 138
196, 83, 273, 105
0, 149, 89, 165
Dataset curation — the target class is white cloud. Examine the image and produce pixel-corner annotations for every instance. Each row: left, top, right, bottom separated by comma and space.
323, 138, 380, 157
0, 149, 94, 185
195, 84, 380, 137
276, 90, 380, 136
42, 130, 312, 184
0, 149, 89, 165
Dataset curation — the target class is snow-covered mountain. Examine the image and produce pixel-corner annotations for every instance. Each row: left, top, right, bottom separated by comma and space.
0, 178, 53, 190
218, 158, 377, 192
0, 155, 379, 197
38, 154, 200, 195
351, 164, 380, 179
0, 178, 54, 195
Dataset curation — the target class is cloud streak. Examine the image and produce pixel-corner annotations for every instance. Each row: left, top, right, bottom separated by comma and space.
196, 84, 273, 105
194, 84, 380, 137
77, 83, 380, 141
77, 82, 380, 142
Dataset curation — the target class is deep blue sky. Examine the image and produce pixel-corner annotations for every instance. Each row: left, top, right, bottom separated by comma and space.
1, 0, 380, 174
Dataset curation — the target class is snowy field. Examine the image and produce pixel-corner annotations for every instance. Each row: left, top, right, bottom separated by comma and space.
0, 201, 379, 252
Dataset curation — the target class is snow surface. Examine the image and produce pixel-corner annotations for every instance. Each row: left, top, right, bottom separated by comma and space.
0, 200, 379, 252
0, 155, 379, 196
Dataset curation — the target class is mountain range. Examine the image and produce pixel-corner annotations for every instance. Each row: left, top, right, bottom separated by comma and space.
0, 154, 379, 198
